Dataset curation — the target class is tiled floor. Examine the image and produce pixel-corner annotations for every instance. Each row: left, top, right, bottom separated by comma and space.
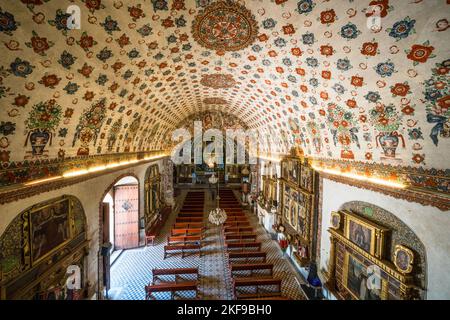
109, 188, 306, 300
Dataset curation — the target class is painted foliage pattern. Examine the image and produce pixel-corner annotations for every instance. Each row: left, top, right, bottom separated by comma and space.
0, 0, 448, 176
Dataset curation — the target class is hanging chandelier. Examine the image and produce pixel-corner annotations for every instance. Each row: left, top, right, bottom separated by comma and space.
208, 207, 227, 225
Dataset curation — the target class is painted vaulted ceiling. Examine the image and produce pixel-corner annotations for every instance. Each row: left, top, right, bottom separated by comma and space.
0, 0, 449, 180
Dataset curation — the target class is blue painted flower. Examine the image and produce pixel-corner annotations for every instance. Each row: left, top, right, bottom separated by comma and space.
63, 82, 79, 94
49, 9, 70, 32
309, 96, 318, 105
175, 15, 186, 28
123, 70, 133, 80
336, 58, 352, 71
231, 52, 241, 59
302, 32, 315, 46
375, 60, 395, 77
58, 50, 77, 69
96, 74, 108, 86
408, 128, 423, 140
167, 34, 177, 44
101, 16, 120, 35
58, 128, 68, 137
154, 52, 164, 60
283, 58, 292, 66
9, 58, 34, 78
388, 17, 416, 40
127, 48, 140, 59
137, 24, 153, 37
309, 78, 319, 87
0, 121, 16, 136
252, 44, 262, 53
152, 0, 168, 11
306, 57, 318, 68
262, 18, 277, 29
297, 0, 315, 15
0, 10, 18, 35
340, 23, 360, 40
119, 89, 128, 98
287, 75, 297, 83
262, 59, 271, 66
332, 83, 346, 94
145, 69, 154, 76
364, 91, 381, 103
97, 47, 113, 62
182, 43, 192, 51
424, 88, 442, 102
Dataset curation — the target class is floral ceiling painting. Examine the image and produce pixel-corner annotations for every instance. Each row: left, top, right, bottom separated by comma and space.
0, 0, 449, 188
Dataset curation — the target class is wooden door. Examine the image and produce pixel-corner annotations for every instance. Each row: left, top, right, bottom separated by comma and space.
114, 185, 139, 250
101, 202, 110, 244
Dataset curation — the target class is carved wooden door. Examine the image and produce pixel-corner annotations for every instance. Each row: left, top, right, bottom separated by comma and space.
114, 185, 139, 250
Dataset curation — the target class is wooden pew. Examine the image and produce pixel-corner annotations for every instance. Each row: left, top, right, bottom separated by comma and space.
167, 235, 201, 244
178, 213, 204, 218
226, 242, 262, 251
226, 216, 248, 222
152, 267, 199, 285
173, 222, 203, 229
230, 263, 274, 277
224, 221, 251, 228
226, 212, 246, 217
224, 226, 254, 234
171, 228, 203, 237
228, 251, 266, 263
163, 244, 201, 259
225, 233, 257, 242
145, 281, 198, 300
176, 217, 203, 223
232, 277, 282, 300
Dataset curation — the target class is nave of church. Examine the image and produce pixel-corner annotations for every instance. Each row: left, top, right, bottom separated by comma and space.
0, 0, 449, 304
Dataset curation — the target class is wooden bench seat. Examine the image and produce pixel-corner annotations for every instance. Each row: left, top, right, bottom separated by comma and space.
225, 233, 257, 242
178, 213, 204, 217
145, 281, 198, 300
233, 277, 282, 300
228, 251, 266, 262
171, 228, 203, 237
176, 217, 203, 223
230, 263, 274, 277
224, 221, 251, 228
226, 242, 262, 251
224, 227, 254, 234
163, 244, 201, 259
226, 216, 248, 222
167, 235, 201, 245
173, 222, 203, 229
152, 267, 199, 285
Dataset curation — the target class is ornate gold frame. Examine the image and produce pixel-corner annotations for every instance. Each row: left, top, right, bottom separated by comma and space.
330, 211, 341, 230
29, 197, 75, 266
393, 245, 414, 274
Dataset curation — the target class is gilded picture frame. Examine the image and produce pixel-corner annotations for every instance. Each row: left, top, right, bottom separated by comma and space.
393, 245, 414, 274
342, 251, 387, 300
331, 211, 341, 230
344, 214, 377, 256
29, 197, 74, 266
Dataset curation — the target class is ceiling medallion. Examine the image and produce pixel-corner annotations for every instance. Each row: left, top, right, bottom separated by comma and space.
200, 74, 236, 89
192, 1, 259, 52
203, 97, 228, 104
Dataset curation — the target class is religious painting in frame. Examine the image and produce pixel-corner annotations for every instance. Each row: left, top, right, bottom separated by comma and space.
283, 184, 290, 222
344, 214, 376, 256
331, 211, 341, 230
287, 159, 300, 185
29, 198, 72, 265
300, 165, 314, 192
393, 245, 414, 274
342, 251, 387, 300
289, 190, 299, 229
297, 191, 312, 240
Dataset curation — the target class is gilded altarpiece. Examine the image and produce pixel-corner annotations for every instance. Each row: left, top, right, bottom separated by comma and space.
0, 195, 88, 300
325, 208, 426, 300
279, 153, 318, 266
144, 165, 162, 228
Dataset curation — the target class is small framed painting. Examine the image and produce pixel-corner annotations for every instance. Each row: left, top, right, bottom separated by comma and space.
330, 211, 341, 230
393, 245, 414, 274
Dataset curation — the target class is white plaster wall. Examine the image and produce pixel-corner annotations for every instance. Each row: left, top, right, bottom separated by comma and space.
319, 178, 450, 300
0, 158, 165, 297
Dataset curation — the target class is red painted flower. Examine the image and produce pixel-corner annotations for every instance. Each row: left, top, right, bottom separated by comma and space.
391, 82, 410, 96
84, 0, 102, 11
258, 34, 269, 42
359, 115, 367, 122
116, 34, 130, 48
128, 5, 144, 20
78, 33, 95, 50
401, 105, 415, 115
291, 47, 302, 56
78, 63, 94, 78
365, 152, 373, 160
30, 33, 50, 55
412, 154, 424, 164
13, 94, 29, 107
437, 95, 450, 110
351, 76, 364, 87
282, 24, 295, 35
296, 68, 305, 76
161, 17, 174, 28
366, 0, 389, 18
0, 150, 10, 162
320, 45, 333, 57
322, 70, 331, 79
39, 74, 61, 88
320, 9, 336, 24
407, 44, 434, 63
346, 99, 357, 108
111, 61, 124, 72
361, 42, 378, 56
64, 108, 74, 118
83, 91, 95, 101
268, 50, 277, 57
172, 0, 186, 10
21, 0, 43, 5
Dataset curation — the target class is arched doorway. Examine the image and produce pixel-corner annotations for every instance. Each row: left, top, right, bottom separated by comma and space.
101, 175, 140, 254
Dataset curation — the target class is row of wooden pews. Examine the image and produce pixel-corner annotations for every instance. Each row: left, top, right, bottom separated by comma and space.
219, 189, 289, 300
145, 191, 205, 300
